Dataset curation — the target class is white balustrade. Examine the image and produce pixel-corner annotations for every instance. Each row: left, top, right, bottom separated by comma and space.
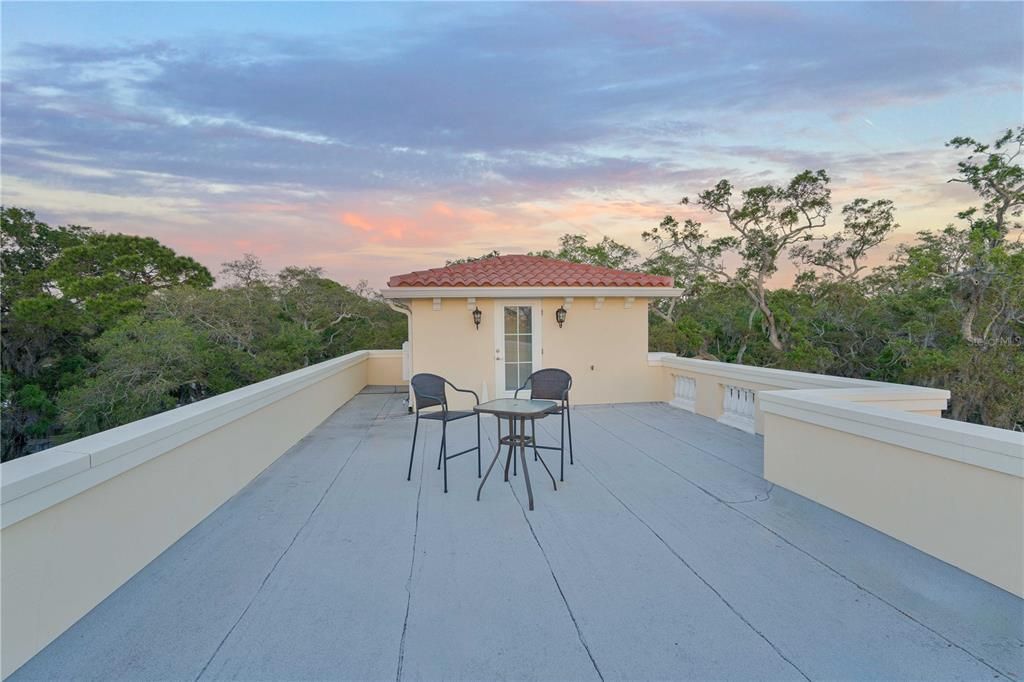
670, 375, 696, 412
718, 384, 756, 433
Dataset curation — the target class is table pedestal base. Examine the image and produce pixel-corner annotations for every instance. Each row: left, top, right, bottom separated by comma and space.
477, 415, 557, 510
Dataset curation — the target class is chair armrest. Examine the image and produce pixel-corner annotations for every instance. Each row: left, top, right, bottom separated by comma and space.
513, 378, 531, 399
448, 384, 480, 405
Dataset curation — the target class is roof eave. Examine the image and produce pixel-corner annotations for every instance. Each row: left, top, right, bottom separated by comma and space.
381, 285, 682, 299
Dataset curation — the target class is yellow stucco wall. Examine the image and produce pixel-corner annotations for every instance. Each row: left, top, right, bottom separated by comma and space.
0, 356, 379, 679
366, 350, 405, 385
408, 296, 662, 407
764, 412, 1024, 597
664, 368, 946, 435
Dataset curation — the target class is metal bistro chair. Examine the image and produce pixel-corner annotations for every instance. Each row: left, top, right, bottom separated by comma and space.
407, 373, 481, 493
514, 368, 574, 481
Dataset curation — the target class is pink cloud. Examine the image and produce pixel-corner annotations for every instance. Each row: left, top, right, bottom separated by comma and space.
31, 170, 978, 293
339, 211, 375, 232
331, 201, 529, 251
431, 201, 455, 217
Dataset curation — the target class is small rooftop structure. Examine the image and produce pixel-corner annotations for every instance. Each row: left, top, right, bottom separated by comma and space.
383, 255, 681, 405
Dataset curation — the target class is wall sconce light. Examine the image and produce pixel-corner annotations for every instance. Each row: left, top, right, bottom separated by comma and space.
555, 305, 567, 328
472, 306, 482, 330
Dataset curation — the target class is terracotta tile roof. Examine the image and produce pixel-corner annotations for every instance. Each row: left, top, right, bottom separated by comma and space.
388, 254, 674, 288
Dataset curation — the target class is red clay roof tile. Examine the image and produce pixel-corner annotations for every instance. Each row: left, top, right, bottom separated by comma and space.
388, 254, 673, 288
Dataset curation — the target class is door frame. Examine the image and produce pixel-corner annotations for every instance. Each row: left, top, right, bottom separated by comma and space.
493, 299, 543, 397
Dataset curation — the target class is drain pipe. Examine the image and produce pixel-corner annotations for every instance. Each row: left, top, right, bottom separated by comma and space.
387, 300, 413, 412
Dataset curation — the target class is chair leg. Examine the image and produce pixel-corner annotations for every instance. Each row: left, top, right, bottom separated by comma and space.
437, 423, 444, 470
438, 422, 446, 472
441, 421, 448, 493
407, 414, 420, 481
531, 418, 543, 465
566, 404, 574, 465
559, 408, 565, 482
476, 414, 482, 478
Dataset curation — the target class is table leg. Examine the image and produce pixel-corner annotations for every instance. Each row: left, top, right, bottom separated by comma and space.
512, 421, 518, 477
503, 417, 514, 482
477, 416, 506, 502
519, 416, 535, 511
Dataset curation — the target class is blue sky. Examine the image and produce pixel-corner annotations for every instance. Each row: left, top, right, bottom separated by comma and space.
2, 2, 1021, 286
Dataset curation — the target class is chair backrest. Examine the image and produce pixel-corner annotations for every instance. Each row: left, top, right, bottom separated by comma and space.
411, 373, 447, 410
526, 368, 572, 401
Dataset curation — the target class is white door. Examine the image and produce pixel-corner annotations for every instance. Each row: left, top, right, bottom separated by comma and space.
494, 301, 542, 397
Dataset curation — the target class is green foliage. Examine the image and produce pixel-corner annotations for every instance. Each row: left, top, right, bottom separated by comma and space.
5, 127, 1022, 457
531, 234, 640, 270
47, 233, 214, 328
447, 234, 641, 271
54, 256, 407, 444
446, 250, 502, 266
792, 198, 897, 282
58, 317, 210, 439
642, 169, 886, 352
644, 128, 1022, 430
1, 212, 406, 460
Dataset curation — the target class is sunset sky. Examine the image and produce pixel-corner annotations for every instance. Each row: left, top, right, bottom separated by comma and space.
2, 2, 1021, 288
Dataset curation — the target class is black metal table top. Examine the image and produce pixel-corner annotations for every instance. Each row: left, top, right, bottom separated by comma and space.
474, 398, 557, 418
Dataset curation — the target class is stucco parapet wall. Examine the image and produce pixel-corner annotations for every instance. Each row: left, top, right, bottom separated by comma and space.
759, 389, 1024, 478
365, 349, 403, 358
0, 350, 396, 528
658, 355, 950, 394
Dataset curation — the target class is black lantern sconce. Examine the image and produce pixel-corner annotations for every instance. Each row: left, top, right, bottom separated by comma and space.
472, 306, 482, 330
555, 305, 567, 328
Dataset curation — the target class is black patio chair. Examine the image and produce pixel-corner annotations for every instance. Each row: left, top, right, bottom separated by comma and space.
407, 373, 481, 493
515, 368, 574, 481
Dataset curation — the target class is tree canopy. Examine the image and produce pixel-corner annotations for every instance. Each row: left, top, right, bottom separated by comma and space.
0, 214, 406, 460
643, 127, 1023, 427
3, 126, 1021, 459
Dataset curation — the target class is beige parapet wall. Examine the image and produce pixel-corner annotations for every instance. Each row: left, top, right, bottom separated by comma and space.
0, 350, 405, 679
2, 351, 1019, 676
366, 349, 405, 385
761, 391, 1023, 597
652, 354, 950, 432
650, 354, 1024, 597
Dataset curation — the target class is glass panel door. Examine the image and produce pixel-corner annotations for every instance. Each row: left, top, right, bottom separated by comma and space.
503, 305, 533, 391
494, 301, 541, 396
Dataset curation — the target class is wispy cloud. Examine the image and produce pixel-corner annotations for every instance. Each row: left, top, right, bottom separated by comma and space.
1, 2, 1021, 286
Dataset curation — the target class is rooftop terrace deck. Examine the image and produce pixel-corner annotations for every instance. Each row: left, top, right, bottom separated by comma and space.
13, 391, 1022, 680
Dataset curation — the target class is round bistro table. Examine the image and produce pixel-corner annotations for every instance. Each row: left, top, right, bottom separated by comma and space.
474, 398, 558, 511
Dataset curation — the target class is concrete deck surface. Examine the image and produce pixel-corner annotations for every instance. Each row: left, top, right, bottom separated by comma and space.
12, 392, 1023, 680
